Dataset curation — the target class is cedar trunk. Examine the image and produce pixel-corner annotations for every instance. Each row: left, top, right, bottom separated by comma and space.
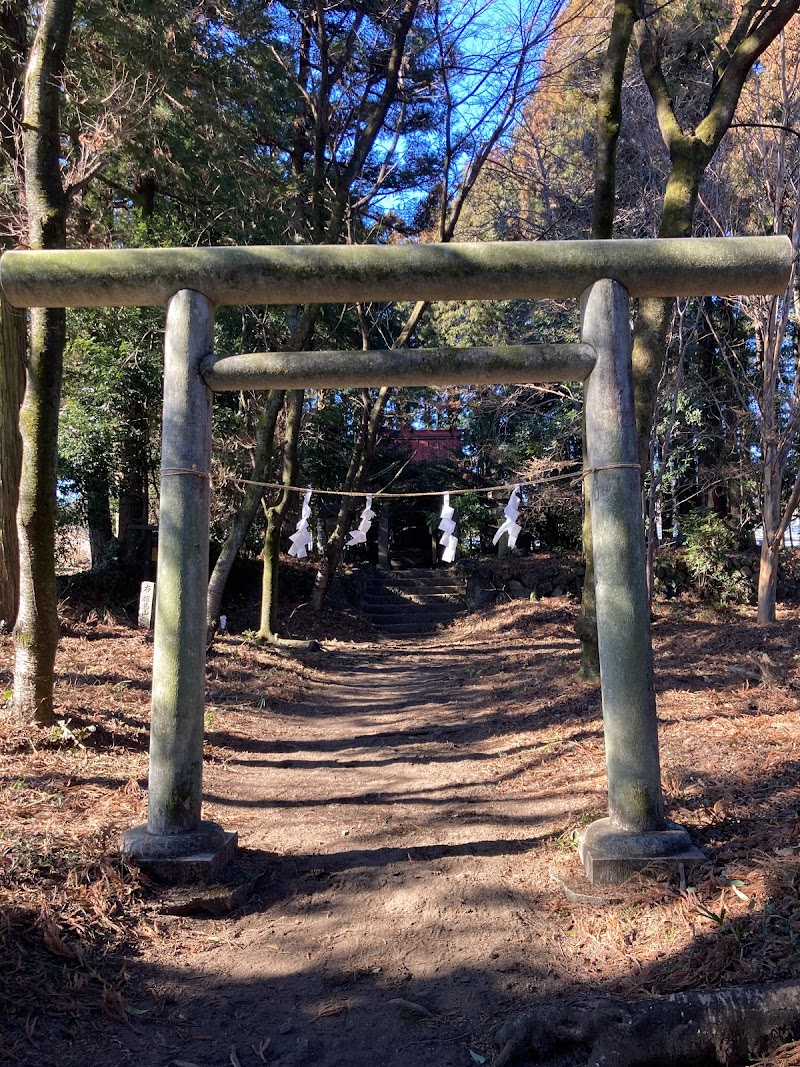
259, 390, 303, 640
207, 389, 284, 640
12, 0, 75, 723
0, 3, 28, 632
0, 292, 26, 630
576, 0, 635, 678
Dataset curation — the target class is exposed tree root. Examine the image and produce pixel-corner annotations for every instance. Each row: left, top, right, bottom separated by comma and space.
262, 633, 321, 653
493, 982, 800, 1066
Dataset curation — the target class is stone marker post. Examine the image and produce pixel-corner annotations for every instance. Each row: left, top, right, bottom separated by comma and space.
122, 289, 236, 881
137, 580, 155, 629
578, 279, 702, 884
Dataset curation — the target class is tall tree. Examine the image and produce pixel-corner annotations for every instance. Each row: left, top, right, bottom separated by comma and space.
576, 0, 637, 679
709, 27, 800, 621
310, 0, 569, 610
12, 0, 75, 723
208, 0, 430, 638
631, 0, 800, 464
0, 0, 27, 631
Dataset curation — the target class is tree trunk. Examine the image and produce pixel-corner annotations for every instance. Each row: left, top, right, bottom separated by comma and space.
591, 0, 635, 242
310, 385, 388, 612
0, 291, 26, 630
116, 392, 149, 562
758, 536, 780, 624
12, 0, 75, 724
310, 302, 428, 612
14, 306, 65, 723
494, 981, 800, 1067
576, 0, 635, 678
758, 410, 782, 624
206, 388, 284, 641
258, 389, 303, 641
85, 467, 113, 570
0, 2, 28, 632
631, 0, 800, 468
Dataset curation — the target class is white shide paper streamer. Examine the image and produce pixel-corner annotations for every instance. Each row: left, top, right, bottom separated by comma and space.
438, 493, 458, 564
288, 488, 314, 558
492, 484, 522, 549
345, 494, 376, 547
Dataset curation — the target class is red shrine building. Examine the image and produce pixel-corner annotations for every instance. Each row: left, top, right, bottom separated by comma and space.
395, 428, 463, 464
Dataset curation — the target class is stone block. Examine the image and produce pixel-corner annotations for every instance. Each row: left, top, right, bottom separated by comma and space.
578, 817, 705, 885
121, 821, 238, 884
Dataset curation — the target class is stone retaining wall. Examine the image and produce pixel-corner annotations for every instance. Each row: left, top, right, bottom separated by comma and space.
459, 550, 800, 609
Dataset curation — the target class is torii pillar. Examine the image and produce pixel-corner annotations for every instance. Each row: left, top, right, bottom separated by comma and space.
578, 279, 703, 882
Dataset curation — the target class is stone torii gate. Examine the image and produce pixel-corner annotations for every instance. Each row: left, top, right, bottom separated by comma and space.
2, 236, 792, 884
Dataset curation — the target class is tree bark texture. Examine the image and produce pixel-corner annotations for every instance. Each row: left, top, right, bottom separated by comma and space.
0, 290, 25, 630
117, 409, 149, 562
12, 0, 75, 724
0, 2, 27, 632
577, 0, 635, 679
206, 388, 284, 641
755, 111, 800, 622
494, 981, 800, 1067
0, 1, 27, 168
258, 389, 303, 640
591, 0, 635, 242
85, 465, 113, 569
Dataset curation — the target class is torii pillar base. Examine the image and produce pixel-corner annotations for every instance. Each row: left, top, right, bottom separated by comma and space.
122, 821, 238, 885
579, 818, 705, 885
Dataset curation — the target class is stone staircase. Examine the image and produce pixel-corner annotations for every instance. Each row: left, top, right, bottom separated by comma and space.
358, 567, 467, 636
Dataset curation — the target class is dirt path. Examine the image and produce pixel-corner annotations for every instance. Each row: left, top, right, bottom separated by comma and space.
70, 621, 604, 1067
7, 600, 800, 1066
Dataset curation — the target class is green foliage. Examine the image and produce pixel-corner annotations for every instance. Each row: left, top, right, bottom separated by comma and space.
453, 492, 494, 556
681, 508, 750, 604
60, 305, 163, 528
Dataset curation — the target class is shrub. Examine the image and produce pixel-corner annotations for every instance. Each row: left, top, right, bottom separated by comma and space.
681, 508, 750, 604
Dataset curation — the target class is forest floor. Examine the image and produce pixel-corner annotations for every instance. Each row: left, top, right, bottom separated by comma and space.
2, 595, 800, 1066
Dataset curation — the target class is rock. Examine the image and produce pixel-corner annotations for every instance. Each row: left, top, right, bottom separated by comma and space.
552, 586, 564, 597
539, 581, 553, 596
466, 574, 498, 609
159, 878, 256, 917
506, 579, 530, 599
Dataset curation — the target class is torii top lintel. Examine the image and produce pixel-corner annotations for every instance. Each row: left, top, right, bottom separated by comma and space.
0, 236, 792, 309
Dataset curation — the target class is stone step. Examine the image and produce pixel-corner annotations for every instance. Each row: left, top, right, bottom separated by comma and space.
362, 591, 464, 604
375, 620, 454, 635
381, 576, 462, 584
376, 587, 463, 599
358, 566, 466, 633
379, 579, 463, 590
378, 585, 460, 593
363, 604, 465, 619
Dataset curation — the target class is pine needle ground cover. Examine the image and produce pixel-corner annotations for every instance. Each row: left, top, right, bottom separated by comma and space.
1, 598, 799, 1065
